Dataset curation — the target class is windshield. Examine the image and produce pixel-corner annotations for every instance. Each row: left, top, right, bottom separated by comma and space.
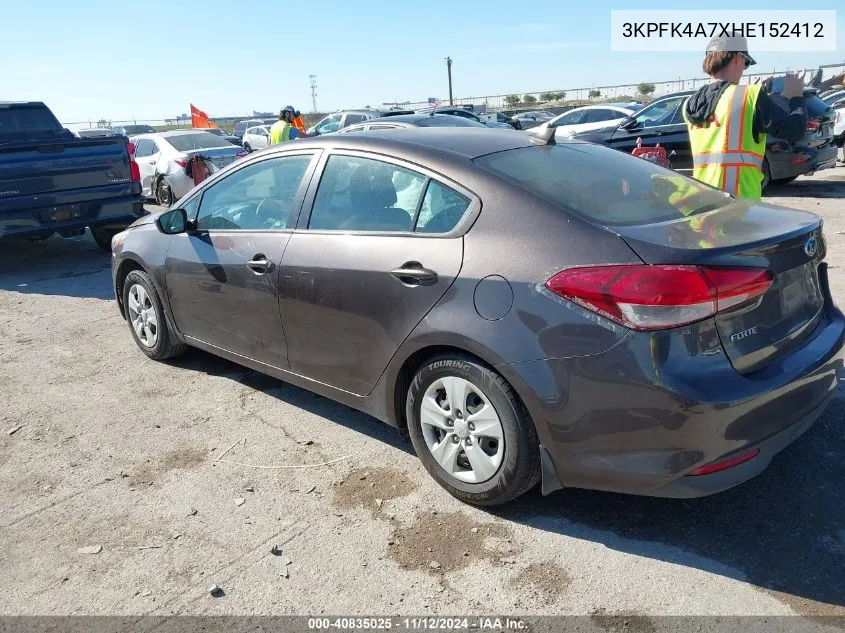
166, 132, 233, 151
474, 144, 732, 227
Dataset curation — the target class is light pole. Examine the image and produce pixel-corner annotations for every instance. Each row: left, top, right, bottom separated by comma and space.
445, 57, 453, 105
309, 75, 318, 114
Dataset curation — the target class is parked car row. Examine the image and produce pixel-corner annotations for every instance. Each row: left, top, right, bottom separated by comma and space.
569, 88, 839, 188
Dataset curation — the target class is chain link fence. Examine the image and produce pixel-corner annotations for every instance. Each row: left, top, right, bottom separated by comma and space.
68, 63, 845, 130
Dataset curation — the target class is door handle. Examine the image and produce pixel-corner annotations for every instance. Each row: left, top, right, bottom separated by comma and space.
390, 262, 438, 286
246, 254, 274, 273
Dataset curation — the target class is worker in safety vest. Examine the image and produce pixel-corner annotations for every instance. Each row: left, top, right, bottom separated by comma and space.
270, 105, 302, 145
683, 34, 808, 200
650, 173, 728, 248
292, 110, 306, 134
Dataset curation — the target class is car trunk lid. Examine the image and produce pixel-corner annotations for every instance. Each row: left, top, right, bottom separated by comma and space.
611, 201, 825, 373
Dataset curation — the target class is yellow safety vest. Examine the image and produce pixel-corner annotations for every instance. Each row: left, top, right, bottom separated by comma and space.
269, 120, 292, 145
684, 83, 766, 201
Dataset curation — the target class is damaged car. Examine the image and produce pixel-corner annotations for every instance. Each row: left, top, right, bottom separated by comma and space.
132, 130, 246, 207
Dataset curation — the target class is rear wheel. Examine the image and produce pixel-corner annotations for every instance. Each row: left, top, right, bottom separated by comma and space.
406, 355, 541, 506
155, 179, 173, 207
122, 270, 186, 360
243, 143, 252, 153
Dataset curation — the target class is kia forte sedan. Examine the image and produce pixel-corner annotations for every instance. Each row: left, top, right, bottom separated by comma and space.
111, 128, 844, 506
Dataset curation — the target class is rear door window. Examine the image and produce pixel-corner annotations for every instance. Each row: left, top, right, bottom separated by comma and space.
475, 144, 731, 227
308, 155, 425, 232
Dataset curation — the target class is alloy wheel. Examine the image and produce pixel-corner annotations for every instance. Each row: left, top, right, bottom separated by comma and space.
420, 376, 505, 484
127, 283, 158, 348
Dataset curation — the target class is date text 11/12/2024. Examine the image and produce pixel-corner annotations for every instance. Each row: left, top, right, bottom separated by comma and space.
307, 617, 528, 630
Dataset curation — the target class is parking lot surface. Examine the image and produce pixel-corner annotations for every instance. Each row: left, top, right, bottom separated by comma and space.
1, 170, 844, 618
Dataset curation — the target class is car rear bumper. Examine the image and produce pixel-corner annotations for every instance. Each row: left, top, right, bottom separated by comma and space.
499, 297, 845, 498
768, 142, 839, 180
0, 192, 144, 240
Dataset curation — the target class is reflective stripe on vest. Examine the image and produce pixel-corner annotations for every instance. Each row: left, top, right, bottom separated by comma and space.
685, 83, 767, 200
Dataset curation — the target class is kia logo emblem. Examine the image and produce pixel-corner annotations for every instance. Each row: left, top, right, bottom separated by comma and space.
804, 237, 819, 258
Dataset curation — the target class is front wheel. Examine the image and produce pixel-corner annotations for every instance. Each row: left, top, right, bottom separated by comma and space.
122, 270, 186, 360
406, 356, 541, 506
243, 143, 252, 153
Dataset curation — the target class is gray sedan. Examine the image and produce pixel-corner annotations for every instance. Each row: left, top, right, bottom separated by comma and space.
110, 129, 844, 505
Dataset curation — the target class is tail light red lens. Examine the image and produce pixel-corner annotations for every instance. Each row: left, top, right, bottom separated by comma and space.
127, 142, 136, 157
545, 265, 774, 331
688, 449, 759, 476
806, 120, 820, 133
129, 160, 140, 183
173, 159, 188, 168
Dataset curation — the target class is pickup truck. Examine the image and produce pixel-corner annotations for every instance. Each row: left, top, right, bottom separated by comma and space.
0, 101, 144, 251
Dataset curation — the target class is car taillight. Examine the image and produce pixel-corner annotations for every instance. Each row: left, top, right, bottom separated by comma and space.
127, 141, 136, 157
173, 159, 188, 168
545, 265, 774, 331
806, 120, 820, 133
129, 160, 140, 183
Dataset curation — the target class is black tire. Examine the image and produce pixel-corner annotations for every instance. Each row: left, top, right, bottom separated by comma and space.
243, 143, 252, 153
121, 270, 187, 360
760, 158, 772, 193
155, 179, 173, 207
406, 355, 541, 506
90, 226, 121, 252
771, 176, 798, 186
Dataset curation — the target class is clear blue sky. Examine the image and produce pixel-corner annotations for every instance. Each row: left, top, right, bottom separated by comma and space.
1, 0, 842, 124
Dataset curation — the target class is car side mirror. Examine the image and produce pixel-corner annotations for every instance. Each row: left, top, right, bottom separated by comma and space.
833, 99, 845, 109
622, 118, 640, 130
156, 208, 187, 234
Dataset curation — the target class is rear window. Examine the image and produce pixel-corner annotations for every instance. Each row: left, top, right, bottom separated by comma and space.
0, 105, 62, 137
770, 93, 832, 118
166, 132, 233, 151
418, 115, 487, 128
474, 144, 732, 227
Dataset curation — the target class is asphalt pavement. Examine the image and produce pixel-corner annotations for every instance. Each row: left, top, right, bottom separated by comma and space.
0, 170, 844, 620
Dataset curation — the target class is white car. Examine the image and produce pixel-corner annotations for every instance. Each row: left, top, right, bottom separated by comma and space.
131, 130, 245, 206
242, 125, 271, 152
534, 104, 639, 140
822, 89, 845, 155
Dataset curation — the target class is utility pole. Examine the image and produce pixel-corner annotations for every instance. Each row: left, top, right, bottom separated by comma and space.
309, 75, 318, 114
445, 57, 453, 105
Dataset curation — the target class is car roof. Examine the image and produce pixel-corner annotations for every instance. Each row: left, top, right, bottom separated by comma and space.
269, 127, 533, 161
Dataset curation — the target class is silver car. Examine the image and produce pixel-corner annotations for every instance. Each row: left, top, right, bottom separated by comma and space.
242, 125, 271, 152
132, 131, 244, 206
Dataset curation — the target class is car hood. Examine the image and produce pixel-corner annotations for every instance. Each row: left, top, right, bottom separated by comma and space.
128, 212, 161, 229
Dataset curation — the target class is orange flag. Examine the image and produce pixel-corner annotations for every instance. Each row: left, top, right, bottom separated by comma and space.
190, 104, 218, 129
